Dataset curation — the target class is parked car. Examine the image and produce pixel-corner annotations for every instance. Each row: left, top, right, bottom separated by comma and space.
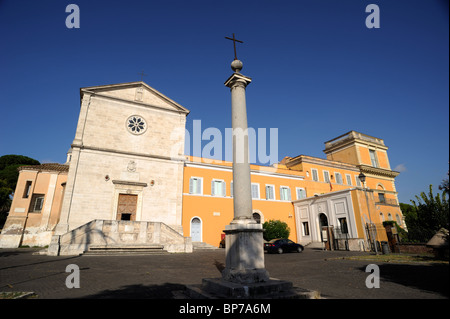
264, 238, 304, 254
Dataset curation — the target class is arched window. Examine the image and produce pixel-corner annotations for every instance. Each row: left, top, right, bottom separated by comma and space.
252, 212, 261, 224
380, 212, 385, 222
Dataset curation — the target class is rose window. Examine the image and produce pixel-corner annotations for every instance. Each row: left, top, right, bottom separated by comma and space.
126, 115, 147, 135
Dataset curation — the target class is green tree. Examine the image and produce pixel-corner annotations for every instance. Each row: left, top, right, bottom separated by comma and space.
262, 220, 290, 241
405, 185, 449, 242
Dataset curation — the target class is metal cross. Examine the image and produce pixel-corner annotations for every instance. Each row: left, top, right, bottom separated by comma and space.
225, 33, 243, 60
138, 70, 147, 81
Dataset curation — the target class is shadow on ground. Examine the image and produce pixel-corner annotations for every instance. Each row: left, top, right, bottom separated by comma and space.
360, 263, 449, 298
79, 283, 186, 299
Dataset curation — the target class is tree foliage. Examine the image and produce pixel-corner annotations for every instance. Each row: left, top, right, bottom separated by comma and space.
402, 185, 449, 242
263, 220, 290, 241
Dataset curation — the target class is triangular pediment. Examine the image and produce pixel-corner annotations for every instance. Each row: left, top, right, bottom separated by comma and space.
80, 81, 189, 114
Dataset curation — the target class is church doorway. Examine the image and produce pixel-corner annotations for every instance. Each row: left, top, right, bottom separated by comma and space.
319, 213, 328, 227
190, 217, 202, 242
116, 194, 137, 221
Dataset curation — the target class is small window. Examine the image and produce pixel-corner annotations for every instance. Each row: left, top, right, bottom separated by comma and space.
335, 173, 343, 185
211, 179, 226, 197
251, 183, 260, 199
265, 185, 275, 200
323, 171, 330, 183
345, 174, 352, 186
302, 222, 310, 236
396, 214, 402, 225
29, 194, 45, 213
296, 188, 306, 200
378, 193, 386, 203
23, 181, 32, 198
280, 186, 291, 201
252, 212, 261, 224
189, 177, 202, 195
339, 218, 348, 233
355, 175, 362, 187
311, 169, 319, 182
369, 149, 379, 168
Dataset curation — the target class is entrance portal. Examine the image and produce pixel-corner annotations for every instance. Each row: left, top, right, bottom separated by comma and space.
319, 213, 328, 242
191, 217, 202, 242
116, 194, 137, 221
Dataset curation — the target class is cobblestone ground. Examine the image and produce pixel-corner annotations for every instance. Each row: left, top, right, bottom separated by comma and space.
0, 248, 448, 299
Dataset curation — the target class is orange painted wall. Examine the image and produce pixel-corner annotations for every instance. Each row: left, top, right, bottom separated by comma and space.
7, 169, 67, 230
182, 158, 304, 247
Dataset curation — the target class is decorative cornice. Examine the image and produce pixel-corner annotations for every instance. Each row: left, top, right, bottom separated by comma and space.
358, 164, 400, 178
112, 180, 148, 187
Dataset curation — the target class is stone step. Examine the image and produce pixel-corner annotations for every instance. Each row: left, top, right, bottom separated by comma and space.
83, 244, 167, 256
192, 242, 221, 250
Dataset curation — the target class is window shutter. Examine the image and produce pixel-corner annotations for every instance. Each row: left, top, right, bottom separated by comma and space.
230, 182, 233, 197
189, 178, 194, 194
196, 178, 201, 194
211, 180, 215, 196
222, 181, 226, 197
251, 184, 259, 199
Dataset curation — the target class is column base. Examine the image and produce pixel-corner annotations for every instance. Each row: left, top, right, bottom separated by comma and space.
222, 221, 270, 284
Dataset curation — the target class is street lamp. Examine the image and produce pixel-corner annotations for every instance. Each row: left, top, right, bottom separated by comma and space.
358, 172, 379, 254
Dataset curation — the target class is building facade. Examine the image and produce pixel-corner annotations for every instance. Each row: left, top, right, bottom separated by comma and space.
0, 82, 404, 253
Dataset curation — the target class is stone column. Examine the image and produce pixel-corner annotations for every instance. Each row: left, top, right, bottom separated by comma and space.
222, 60, 269, 284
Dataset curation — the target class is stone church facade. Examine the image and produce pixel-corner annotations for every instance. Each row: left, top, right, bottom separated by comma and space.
0, 82, 192, 254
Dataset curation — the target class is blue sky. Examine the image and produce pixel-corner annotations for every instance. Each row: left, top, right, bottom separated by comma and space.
0, 0, 448, 204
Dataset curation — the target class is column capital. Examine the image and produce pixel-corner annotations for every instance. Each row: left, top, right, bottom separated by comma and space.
224, 72, 252, 89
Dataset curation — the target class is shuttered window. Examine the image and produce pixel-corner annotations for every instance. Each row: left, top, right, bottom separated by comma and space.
280, 186, 291, 201
296, 188, 306, 199
211, 180, 226, 197
251, 183, 260, 199
189, 177, 202, 195
265, 185, 275, 200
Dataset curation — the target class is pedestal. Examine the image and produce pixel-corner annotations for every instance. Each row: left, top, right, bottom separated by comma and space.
222, 221, 269, 284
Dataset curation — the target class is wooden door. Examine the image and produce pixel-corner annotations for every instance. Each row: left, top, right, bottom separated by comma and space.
117, 194, 137, 221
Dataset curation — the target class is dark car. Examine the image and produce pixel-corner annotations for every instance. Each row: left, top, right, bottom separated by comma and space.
264, 238, 304, 254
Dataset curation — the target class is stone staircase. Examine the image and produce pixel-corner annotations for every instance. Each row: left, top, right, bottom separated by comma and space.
47, 220, 192, 256
83, 244, 167, 256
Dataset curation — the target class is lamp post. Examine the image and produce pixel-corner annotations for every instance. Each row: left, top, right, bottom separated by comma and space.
358, 172, 378, 254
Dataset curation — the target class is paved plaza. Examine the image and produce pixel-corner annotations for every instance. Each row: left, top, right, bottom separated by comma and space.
0, 248, 448, 299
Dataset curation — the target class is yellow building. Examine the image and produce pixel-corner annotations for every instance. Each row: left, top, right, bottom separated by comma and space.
182, 131, 404, 251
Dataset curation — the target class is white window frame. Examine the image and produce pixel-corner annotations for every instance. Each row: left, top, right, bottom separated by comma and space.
189, 177, 203, 195
296, 187, 306, 200
211, 179, 226, 197
311, 168, 319, 182
369, 149, 379, 168
323, 170, 330, 183
345, 174, 352, 186
251, 183, 260, 199
265, 184, 275, 200
230, 180, 233, 197
280, 186, 291, 201
355, 175, 362, 187
335, 172, 343, 185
